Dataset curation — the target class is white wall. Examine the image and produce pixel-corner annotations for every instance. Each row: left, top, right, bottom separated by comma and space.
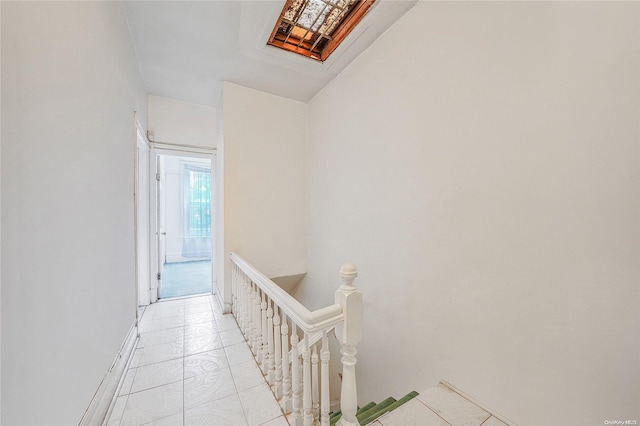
299, 2, 640, 424
220, 82, 307, 310
0, 3, 3, 421
1, 2, 147, 425
148, 95, 216, 147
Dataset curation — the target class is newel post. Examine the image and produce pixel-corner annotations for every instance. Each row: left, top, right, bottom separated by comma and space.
335, 263, 362, 426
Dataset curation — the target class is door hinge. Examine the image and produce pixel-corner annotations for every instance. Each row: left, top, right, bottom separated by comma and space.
157, 273, 161, 280
156, 173, 161, 181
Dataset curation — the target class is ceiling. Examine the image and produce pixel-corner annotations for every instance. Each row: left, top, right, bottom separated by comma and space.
122, 0, 417, 107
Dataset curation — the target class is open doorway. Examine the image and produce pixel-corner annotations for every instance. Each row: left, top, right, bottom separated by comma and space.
154, 151, 215, 300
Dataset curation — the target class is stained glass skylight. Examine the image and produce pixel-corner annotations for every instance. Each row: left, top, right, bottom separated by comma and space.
268, 0, 376, 61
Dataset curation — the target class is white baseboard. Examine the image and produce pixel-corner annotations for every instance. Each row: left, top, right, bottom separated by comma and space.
78, 321, 139, 426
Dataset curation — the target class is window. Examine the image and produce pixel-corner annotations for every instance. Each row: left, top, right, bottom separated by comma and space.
267, 0, 375, 61
183, 164, 211, 238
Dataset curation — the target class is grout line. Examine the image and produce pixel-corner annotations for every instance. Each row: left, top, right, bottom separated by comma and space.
439, 381, 518, 426
420, 400, 455, 426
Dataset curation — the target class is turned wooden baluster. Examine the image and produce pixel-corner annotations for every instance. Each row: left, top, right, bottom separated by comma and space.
303, 335, 312, 426
231, 263, 236, 315
281, 314, 292, 413
242, 274, 250, 335
266, 298, 275, 383
260, 291, 268, 370
291, 324, 302, 425
273, 306, 283, 398
248, 282, 256, 351
320, 332, 330, 426
253, 285, 262, 357
312, 344, 319, 425
244, 277, 252, 339
335, 263, 362, 426
236, 269, 244, 332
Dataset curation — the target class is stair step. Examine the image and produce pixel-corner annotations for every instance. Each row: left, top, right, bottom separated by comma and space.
359, 391, 418, 425
329, 392, 418, 426
329, 402, 367, 423
356, 397, 396, 423
357, 402, 377, 416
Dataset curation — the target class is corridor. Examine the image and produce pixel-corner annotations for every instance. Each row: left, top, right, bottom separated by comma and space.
107, 295, 287, 425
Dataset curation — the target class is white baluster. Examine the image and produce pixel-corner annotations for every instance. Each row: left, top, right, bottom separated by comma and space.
266, 299, 275, 383
260, 291, 268, 373
281, 314, 292, 413
291, 324, 302, 426
247, 282, 255, 350
335, 263, 362, 426
273, 306, 283, 398
303, 335, 312, 426
253, 285, 262, 356
240, 274, 248, 335
232, 263, 238, 316
312, 344, 319, 425
243, 277, 251, 339
320, 332, 330, 426
236, 268, 243, 330
242, 274, 249, 334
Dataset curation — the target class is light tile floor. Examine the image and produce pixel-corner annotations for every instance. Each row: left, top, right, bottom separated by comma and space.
107, 295, 287, 426
371, 383, 513, 426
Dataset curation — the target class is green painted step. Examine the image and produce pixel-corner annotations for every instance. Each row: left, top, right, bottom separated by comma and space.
329, 391, 418, 426
356, 397, 396, 424
330, 402, 375, 425
359, 391, 419, 425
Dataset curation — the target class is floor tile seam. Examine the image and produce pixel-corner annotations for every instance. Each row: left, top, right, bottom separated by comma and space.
129, 377, 185, 396
139, 325, 186, 334
120, 366, 140, 397
230, 373, 252, 424
478, 416, 497, 426
414, 398, 455, 426
260, 376, 288, 424
234, 383, 260, 426
433, 385, 493, 421
184, 330, 219, 340
138, 412, 181, 426
109, 393, 130, 426
137, 339, 186, 351
142, 309, 186, 317
135, 354, 185, 369
184, 346, 225, 358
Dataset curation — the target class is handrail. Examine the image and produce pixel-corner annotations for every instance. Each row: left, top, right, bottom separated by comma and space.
230, 252, 363, 426
230, 252, 344, 334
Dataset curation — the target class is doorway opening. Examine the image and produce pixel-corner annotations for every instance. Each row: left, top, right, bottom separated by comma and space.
155, 151, 215, 300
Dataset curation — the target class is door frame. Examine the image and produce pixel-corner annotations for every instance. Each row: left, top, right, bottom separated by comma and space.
134, 116, 152, 317
150, 143, 216, 302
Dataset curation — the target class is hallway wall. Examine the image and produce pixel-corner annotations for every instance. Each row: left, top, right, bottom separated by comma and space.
299, 2, 640, 424
148, 95, 216, 148
219, 82, 307, 310
1, 2, 147, 425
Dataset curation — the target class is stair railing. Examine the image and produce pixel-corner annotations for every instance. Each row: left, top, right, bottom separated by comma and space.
230, 252, 363, 426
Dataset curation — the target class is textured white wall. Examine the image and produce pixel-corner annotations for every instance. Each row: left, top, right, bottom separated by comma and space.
0, 3, 3, 422
148, 95, 216, 147
1, 2, 147, 425
299, 2, 640, 424
220, 82, 307, 309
